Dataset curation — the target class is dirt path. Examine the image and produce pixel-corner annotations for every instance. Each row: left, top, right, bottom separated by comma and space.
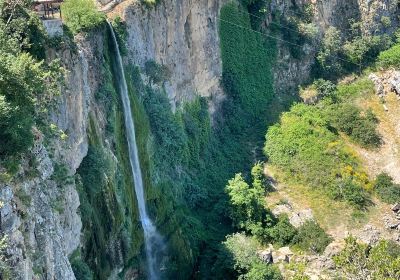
354, 88, 400, 183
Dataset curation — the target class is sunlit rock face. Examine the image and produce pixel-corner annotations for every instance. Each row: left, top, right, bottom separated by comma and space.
121, 0, 227, 112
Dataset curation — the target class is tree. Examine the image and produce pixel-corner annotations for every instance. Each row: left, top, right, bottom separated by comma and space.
61, 0, 105, 34
374, 173, 400, 204
292, 221, 332, 254
226, 173, 275, 242
220, 233, 282, 280
334, 237, 400, 280
317, 27, 342, 76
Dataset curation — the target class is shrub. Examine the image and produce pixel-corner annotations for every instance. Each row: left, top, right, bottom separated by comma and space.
378, 44, 400, 68
218, 233, 283, 280
245, 262, 283, 280
374, 173, 400, 204
269, 215, 298, 246
144, 60, 171, 84
61, 0, 105, 34
226, 173, 276, 242
71, 256, 94, 280
334, 237, 400, 279
292, 221, 332, 254
313, 79, 336, 98
340, 180, 370, 209
330, 104, 381, 148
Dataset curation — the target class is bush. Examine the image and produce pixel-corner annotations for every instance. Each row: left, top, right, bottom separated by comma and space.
144, 60, 171, 84
340, 180, 370, 209
245, 262, 283, 280
217, 233, 283, 280
313, 79, 336, 98
374, 173, 400, 204
61, 0, 105, 34
330, 104, 381, 148
378, 44, 400, 68
71, 257, 94, 280
269, 215, 297, 246
334, 237, 400, 279
292, 221, 332, 254
226, 173, 276, 242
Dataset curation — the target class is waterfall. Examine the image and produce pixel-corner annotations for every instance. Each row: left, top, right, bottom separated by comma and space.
107, 22, 165, 280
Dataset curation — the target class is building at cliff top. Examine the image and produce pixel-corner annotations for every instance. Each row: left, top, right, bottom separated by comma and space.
33, 0, 63, 37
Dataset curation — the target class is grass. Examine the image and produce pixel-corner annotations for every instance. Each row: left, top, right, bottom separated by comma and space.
265, 165, 372, 237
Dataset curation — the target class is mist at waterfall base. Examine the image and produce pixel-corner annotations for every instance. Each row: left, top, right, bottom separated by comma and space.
108, 22, 166, 280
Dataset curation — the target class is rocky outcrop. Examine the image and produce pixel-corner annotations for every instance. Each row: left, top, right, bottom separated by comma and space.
120, 0, 228, 112
0, 33, 105, 279
272, 203, 314, 227
270, 0, 399, 96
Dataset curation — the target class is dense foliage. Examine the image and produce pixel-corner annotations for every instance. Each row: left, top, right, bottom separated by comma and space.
0, 0, 61, 169
61, 0, 105, 34
334, 237, 400, 280
378, 43, 400, 68
315, 23, 393, 79
226, 164, 276, 243
292, 221, 332, 254
330, 104, 381, 148
264, 98, 374, 208
373, 173, 400, 204
214, 233, 282, 280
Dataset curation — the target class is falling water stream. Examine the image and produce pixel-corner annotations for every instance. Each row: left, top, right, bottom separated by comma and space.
107, 22, 165, 280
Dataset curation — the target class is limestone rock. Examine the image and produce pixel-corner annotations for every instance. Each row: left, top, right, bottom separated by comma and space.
358, 224, 381, 245
272, 246, 293, 263
289, 209, 314, 228
258, 247, 273, 264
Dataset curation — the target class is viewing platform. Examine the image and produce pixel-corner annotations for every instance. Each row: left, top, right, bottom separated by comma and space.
33, 0, 63, 36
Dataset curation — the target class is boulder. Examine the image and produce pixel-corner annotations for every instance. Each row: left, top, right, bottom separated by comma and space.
389, 71, 400, 95
369, 73, 385, 97
383, 214, 400, 229
272, 246, 293, 263
391, 203, 400, 213
258, 247, 273, 264
272, 203, 292, 217
289, 209, 314, 228
358, 224, 381, 245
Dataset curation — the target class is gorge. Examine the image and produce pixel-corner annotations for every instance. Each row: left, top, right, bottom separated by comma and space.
0, 0, 399, 280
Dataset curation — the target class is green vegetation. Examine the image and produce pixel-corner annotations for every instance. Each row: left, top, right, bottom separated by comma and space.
61, 0, 105, 34
144, 60, 171, 85
378, 43, 400, 68
214, 233, 282, 280
142, 0, 160, 7
264, 101, 372, 208
0, 0, 61, 177
269, 215, 297, 246
373, 173, 400, 204
334, 237, 400, 279
316, 24, 393, 79
292, 221, 332, 254
70, 250, 94, 280
330, 104, 381, 148
226, 168, 276, 243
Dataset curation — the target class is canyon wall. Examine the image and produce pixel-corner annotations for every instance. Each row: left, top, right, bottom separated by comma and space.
1, 0, 399, 279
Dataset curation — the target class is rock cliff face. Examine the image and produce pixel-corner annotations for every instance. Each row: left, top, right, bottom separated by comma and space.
271, 0, 399, 96
0, 33, 105, 279
120, 0, 228, 111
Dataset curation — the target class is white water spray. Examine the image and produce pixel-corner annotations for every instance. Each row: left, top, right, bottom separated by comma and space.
107, 22, 165, 280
